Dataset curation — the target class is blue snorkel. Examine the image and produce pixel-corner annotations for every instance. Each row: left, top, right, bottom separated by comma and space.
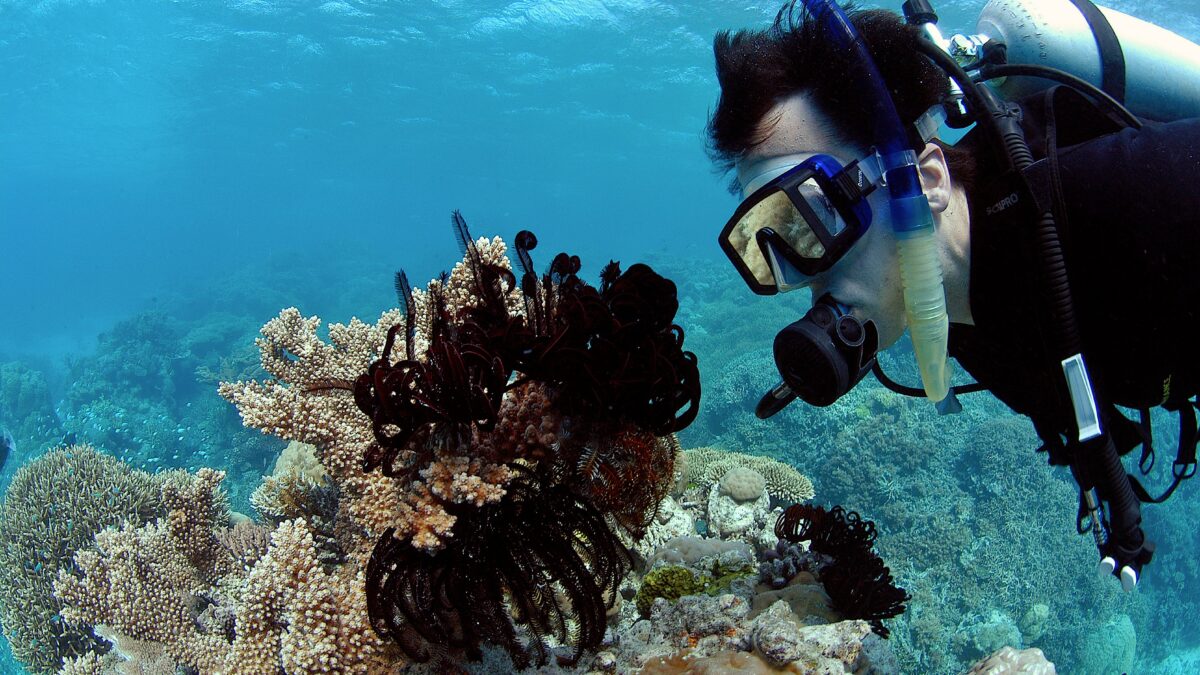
802, 0, 953, 406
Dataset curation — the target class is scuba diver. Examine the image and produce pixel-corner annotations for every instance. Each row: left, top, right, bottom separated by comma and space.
707, 0, 1200, 590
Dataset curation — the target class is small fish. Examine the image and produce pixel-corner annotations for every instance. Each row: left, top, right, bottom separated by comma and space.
0, 428, 14, 472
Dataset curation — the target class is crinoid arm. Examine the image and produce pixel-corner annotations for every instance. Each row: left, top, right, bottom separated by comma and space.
365, 466, 632, 667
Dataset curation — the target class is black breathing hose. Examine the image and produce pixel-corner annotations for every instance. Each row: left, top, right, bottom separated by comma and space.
916, 37, 1148, 573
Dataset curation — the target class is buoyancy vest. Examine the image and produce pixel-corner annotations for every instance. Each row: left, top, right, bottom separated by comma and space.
950, 85, 1200, 498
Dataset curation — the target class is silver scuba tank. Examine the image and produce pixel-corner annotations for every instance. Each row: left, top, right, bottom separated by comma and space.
975, 0, 1200, 121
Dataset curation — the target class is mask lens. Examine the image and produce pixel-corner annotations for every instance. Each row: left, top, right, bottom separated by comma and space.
723, 189, 826, 288
721, 152, 873, 295
722, 176, 857, 291
797, 178, 847, 238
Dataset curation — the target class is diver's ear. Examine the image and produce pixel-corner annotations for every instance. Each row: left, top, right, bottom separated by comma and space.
917, 143, 952, 213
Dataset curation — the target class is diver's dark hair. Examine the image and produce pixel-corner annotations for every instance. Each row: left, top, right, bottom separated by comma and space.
706, 1, 976, 194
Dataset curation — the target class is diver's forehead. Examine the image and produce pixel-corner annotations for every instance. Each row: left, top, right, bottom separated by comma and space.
735, 93, 846, 192
746, 93, 836, 159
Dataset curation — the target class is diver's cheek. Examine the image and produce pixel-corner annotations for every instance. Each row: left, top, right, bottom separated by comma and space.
843, 301, 904, 350
875, 317, 907, 350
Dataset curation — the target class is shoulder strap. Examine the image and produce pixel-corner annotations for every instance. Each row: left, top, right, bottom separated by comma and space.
1066, 0, 1127, 105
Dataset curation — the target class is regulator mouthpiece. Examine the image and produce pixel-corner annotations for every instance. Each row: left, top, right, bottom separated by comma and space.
758, 294, 879, 416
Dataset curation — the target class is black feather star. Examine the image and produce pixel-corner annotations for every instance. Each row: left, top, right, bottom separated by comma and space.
365, 465, 631, 668
775, 504, 909, 638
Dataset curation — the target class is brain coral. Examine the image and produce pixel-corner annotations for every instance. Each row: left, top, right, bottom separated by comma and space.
686, 447, 815, 503
720, 467, 768, 502
0, 445, 180, 674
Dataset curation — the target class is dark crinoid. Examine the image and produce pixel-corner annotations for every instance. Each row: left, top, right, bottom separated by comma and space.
353, 267, 512, 477
509, 231, 700, 435
776, 504, 910, 638
357, 212, 701, 667
350, 213, 700, 479
365, 465, 632, 668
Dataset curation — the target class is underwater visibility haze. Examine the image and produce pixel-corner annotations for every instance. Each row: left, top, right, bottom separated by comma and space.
3, 0, 1200, 673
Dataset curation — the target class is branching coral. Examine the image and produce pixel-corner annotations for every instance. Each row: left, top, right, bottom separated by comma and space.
53, 467, 388, 673
251, 441, 343, 568
0, 445, 178, 674
775, 504, 909, 638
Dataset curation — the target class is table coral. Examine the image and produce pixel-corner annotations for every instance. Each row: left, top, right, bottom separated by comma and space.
686, 447, 815, 503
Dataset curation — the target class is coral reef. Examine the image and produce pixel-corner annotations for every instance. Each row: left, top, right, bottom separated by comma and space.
57, 308, 278, 512
0, 361, 62, 458
216, 217, 700, 668
636, 566, 703, 617
759, 538, 819, 589
1078, 614, 1136, 675
9, 228, 969, 667
966, 646, 1057, 674
750, 602, 875, 671
707, 479, 771, 537
366, 464, 633, 668
720, 466, 767, 501
0, 445, 179, 674
632, 496, 697, 562
634, 553, 755, 619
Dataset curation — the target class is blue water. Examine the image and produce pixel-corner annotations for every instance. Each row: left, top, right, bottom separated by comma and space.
3, 1, 1200, 674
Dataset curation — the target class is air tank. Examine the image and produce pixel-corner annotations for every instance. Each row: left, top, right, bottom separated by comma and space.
977, 0, 1200, 121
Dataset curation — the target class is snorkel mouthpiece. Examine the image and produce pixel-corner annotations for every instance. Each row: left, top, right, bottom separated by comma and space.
802, 0, 953, 404
758, 294, 879, 416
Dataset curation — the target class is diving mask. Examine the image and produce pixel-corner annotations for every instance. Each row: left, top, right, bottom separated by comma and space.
718, 151, 886, 295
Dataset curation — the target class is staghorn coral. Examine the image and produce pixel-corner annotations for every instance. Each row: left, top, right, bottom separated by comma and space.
219, 305, 407, 566
685, 447, 815, 503
159, 467, 232, 582
58, 651, 116, 675
53, 469, 236, 672
236, 519, 382, 673
0, 445, 177, 674
250, 440, 343, 568
55, 519, 231, 672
